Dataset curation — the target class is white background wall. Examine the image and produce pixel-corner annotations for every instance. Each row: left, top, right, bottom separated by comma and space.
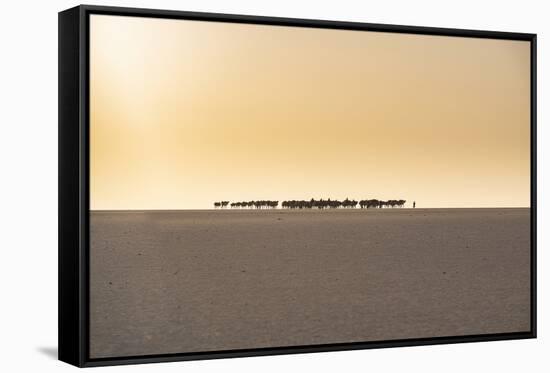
0, 0, 546, 371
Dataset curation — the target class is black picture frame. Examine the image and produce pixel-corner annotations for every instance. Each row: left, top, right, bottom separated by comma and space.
59, 4, 537, 367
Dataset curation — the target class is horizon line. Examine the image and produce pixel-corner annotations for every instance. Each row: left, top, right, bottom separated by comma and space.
90, 206, 530, 212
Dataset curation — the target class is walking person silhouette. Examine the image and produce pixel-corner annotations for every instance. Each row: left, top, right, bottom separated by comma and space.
413, 201, 416, 208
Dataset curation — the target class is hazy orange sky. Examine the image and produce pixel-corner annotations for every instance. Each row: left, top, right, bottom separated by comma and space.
90, 15, 531, 210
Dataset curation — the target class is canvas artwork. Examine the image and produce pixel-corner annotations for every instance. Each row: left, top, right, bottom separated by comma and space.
59, 8, 534, 364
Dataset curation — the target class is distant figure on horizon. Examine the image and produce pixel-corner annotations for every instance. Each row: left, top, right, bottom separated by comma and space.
413, 201, 416, 208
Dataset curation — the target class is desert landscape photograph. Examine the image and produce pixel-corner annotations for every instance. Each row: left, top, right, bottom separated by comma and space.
89, 15, 531, 358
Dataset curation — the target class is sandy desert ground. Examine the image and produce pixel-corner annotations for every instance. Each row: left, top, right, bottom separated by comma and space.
89, 208, 530, 358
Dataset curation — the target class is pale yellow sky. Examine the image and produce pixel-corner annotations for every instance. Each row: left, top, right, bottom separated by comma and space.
90, 15, 531, 210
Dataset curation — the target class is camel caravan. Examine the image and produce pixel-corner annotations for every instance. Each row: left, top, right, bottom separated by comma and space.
213, 198, 406, 209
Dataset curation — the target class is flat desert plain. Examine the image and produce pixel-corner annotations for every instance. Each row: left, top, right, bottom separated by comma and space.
90, 208, 530, 358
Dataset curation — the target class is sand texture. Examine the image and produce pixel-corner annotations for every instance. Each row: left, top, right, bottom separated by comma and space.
90, 208, 530, 358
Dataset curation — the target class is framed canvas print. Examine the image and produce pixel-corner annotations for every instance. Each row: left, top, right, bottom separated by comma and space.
58, 5, 537, 367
